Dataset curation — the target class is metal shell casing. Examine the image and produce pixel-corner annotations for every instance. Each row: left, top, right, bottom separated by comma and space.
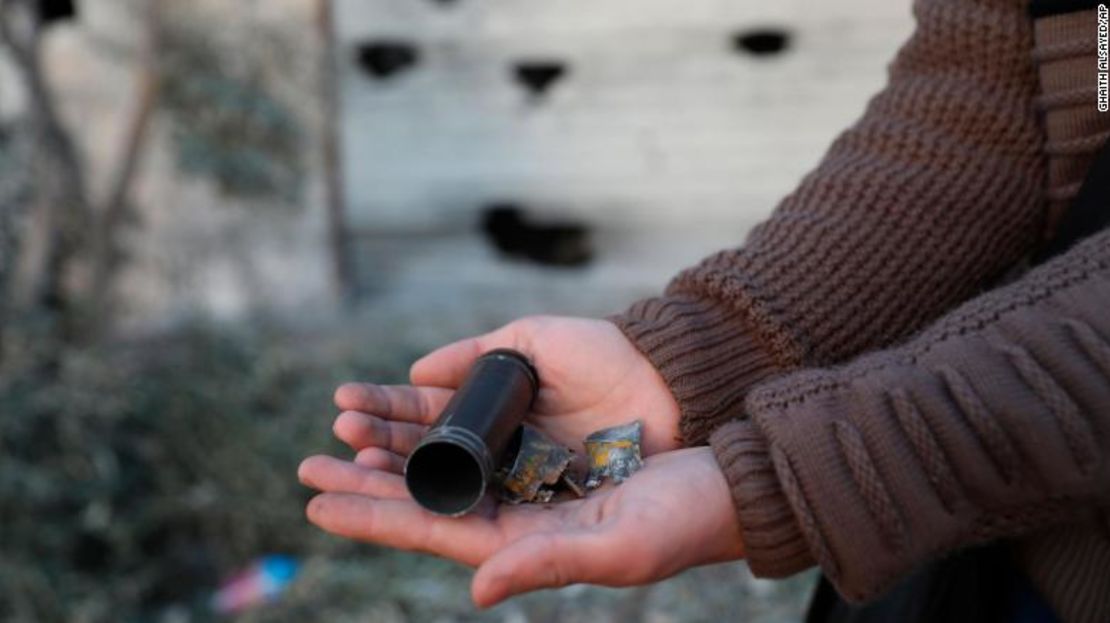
404, 349, 538, 516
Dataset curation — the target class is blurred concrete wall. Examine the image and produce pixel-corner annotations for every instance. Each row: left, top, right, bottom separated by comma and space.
336, 0, 914, 231
1, 0, 916, 329
331, 0, 915, 326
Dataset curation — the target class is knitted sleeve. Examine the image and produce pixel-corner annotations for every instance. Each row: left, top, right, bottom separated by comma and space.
711, 226, 1110, 601
612, 0, 1046, 445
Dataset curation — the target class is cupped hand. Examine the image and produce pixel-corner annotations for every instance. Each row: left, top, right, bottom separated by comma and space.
330, 316, 682, 464
298, 446, 744, 607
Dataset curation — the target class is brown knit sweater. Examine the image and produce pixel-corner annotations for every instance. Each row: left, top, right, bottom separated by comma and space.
613, 1, 1110, 620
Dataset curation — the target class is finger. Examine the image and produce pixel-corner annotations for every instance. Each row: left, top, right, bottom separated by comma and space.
305, 493, 505, 566
409, 337, 486, 388
471, 529, 628, 608
354, 447, 406, 474
333, 383, 453, 425
298, 455, 410, 500
333, 411, 426, 455
410, 321, 531, 388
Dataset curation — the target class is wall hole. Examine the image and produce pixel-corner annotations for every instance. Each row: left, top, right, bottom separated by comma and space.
512, 60, 568, 99
480, 203, 593, 267
732, 28, 792, 57
355, 40, 420, 80
38, 0, 76, 24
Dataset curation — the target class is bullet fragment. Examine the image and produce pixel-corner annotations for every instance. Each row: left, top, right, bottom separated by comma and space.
498, 425, 580, 503
584, 420, 644, 489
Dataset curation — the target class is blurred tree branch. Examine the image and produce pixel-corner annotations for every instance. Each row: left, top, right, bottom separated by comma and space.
0, 0, 161, 358
2, 0, 318, 360
157, 12, 307, 204
88, 0, 163, 312
0, 0, 92, 347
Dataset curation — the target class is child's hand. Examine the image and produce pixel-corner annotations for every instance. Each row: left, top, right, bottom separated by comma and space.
329, 316, 682, 465
298, 446, 744, 607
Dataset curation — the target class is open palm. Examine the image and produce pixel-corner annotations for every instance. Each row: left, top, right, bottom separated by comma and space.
298, 446, 743, 607
329, 316, 683, 467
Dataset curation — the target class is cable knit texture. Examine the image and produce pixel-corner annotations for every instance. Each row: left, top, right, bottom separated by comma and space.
612, 0, 1046, 445
723, 228, 1110, 609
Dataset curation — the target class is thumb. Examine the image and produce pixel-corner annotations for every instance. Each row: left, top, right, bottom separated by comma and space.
470, 529, 625, 608
409, 322, 529, 388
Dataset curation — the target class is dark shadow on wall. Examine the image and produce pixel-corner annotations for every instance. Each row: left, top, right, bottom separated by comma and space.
480, 203, 593, 267
512, 60, 568, 100
355, 40, 420, 80
733, 28, 792, 57
37, 0, 77, 24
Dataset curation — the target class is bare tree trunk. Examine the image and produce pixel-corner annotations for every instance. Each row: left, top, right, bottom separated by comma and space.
1, 0, 164, 348
1, 0, 90, 335
317, 0, 356, 301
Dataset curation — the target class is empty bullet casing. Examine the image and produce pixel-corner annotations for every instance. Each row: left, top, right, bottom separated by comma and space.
404, 349, 538, 516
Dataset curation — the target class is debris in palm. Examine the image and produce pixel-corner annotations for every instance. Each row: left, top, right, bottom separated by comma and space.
584, 420, 644, 489
497, 425, 583, 503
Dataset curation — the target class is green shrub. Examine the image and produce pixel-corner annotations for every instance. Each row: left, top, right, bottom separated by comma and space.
0, 324, 409, 622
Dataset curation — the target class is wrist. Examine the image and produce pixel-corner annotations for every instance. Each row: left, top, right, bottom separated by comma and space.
610, 294, 794, 446
632, 355, 684, 454
681, 446, 747, 566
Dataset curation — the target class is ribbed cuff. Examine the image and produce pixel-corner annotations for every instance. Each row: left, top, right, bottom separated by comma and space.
610, 294, 785, 445
710, 420, 815, 578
